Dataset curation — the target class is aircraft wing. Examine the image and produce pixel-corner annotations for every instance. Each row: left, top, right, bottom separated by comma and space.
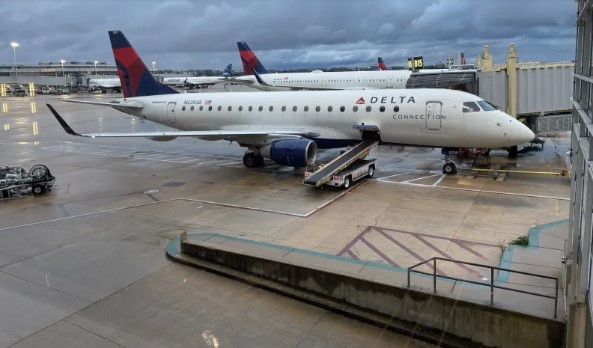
47, 104, 319, 142
63, 99, 144, 109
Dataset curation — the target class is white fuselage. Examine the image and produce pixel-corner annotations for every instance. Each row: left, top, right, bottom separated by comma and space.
89, 78, 121, 89
120, 89, 533, 149
163, 76, 224, 87
236, 70, 412, 91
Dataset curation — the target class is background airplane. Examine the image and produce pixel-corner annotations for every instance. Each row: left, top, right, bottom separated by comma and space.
50, 30, 534, 171
231, 41, 412, 91
377, 57, 387, 70
88, 77, 121, 93
162, 64, 232, 89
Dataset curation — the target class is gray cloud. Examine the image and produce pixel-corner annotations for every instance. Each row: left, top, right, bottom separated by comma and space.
0, 0, 576, 70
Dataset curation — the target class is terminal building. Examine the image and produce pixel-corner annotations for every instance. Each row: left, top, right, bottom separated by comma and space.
566, 1, 593, 346
0, 61, 117, 87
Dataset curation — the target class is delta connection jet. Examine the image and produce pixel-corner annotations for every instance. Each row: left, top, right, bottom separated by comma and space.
231, 41, 412, 91
163, 64, 233, 89
48, 30, 534, 170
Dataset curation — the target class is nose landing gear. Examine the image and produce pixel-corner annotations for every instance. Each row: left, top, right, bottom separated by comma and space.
442, 161, 457, 174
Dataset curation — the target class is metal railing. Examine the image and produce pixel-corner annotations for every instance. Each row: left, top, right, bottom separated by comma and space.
407, 257, 559, 318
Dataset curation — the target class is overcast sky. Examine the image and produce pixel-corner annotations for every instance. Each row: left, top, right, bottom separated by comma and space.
0, 0, 576, 71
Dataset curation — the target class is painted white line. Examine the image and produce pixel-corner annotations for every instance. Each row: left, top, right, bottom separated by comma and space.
372, 179, 569, 201
0, 198, 180, 232
432, 174, 446, 187
401, 173, 442, 183
178, 198, 307, 217
375, 172, 410, 180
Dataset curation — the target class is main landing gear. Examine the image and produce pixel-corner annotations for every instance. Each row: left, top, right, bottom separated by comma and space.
243, 152, 265, 168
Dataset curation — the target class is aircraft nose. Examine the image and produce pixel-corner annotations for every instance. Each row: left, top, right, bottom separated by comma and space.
509, 119, 535, 144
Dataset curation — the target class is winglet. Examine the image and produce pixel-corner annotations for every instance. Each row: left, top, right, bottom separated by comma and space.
46, 104, 81, 136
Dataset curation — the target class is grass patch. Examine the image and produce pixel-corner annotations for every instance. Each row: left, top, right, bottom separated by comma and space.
509, 235, 529, 246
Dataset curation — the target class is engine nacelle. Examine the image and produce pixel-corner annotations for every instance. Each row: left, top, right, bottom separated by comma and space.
261, 139, 317, 167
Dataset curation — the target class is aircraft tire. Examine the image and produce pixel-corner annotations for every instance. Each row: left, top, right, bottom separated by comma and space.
442, 162, 457, 175
508, 146, 518, 158
243, 153, 257, 168
255, 154, 265, 167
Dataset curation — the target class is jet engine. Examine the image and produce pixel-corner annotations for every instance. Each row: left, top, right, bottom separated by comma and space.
260, 139, 317, 167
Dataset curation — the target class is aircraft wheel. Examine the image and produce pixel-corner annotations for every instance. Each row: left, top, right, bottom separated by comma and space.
243, 153, 257, 168
343, 176, 352, 189
255, 154, 265, 168
442, 162, 457, 175
368, 165, 375, 178
508, 146, 518, 158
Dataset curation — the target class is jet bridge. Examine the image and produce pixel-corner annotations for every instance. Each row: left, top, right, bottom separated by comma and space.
303, 139, 379, 187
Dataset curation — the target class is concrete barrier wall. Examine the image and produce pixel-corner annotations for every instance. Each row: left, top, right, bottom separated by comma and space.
180, 241, 565, 348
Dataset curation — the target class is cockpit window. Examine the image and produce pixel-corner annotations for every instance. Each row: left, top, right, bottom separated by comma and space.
477, 101, 497, 111
462, 101, 481, 113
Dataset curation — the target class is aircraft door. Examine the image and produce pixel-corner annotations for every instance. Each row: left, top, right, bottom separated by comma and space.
167, 102, 177, 123
386, 76, 394, 88
425, 101, 442, 131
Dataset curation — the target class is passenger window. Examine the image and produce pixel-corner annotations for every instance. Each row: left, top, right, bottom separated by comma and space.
249, 106, 253, 111
191, 106, 194, 111
463, 102, 480, 113
315, 106, 321, 112
282, 106, 286, 112
293, 106, 297, 112
328, 106, 333, 112
393, 106, 399, 112
218, 106, 222, 111
239, 106, 243, 111
228, 106, 232, 111
182, 106, 186, 111
340, 106, 345, 112
380, 106, 385, 112
304, 106, 309, 112
208, 106, 212, 111
269, 106, 273, 111
353, 106, 358, 112
258, 106, 263, 111
366, 106, 372, 112
199, 106, 203, 111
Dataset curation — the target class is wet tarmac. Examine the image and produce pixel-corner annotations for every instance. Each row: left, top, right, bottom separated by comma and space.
0, 90, 571, 347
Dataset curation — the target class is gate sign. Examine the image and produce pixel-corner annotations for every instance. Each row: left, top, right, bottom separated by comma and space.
408, 56, 424, 70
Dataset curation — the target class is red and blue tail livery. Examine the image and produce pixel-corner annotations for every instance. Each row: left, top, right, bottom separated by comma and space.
237, 41, 267, 75
377, 57, 387, 70
108, 30, 177, 98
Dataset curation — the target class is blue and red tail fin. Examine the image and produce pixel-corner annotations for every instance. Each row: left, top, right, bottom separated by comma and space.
237, 41, 267, 75
108, 30, 177, 98
377, 57, 387, 70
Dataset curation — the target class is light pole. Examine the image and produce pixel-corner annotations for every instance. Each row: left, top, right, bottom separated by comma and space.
60, 59, 66, 86
152, 61, 156, 73
10, 42, 19, 85
94, 60, 98, 75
